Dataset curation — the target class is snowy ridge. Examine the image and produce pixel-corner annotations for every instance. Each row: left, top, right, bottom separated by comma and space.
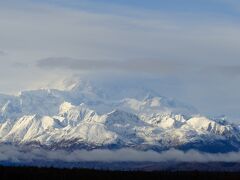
0, 78, 239, 153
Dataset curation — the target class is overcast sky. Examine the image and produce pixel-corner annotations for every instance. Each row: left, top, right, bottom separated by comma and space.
0, 0, 240, 121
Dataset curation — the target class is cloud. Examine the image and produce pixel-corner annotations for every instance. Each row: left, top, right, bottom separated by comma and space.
12, 62, 30, 68
0, 50, 7, 56
216, 65, 240, 77
2, 146, 240, 164
37, 57, 240, 78
37, 57, 184, 75
0, 0, 240, 121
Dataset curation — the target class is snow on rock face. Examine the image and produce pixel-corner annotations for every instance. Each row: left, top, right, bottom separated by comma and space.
0, 78, 239, 152
153, 116, 177, 129
67, 122, 118, 145
59, 102, 99, 126
59, 102, 73, 113
0, 120, 14, 137
104, 110, 144, 126
186, 117, 232, 135
41, 116, 62, 130
2, 115, 39, 142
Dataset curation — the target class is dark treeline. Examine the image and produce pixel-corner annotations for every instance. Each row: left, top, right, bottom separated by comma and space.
0, 166, 240, 180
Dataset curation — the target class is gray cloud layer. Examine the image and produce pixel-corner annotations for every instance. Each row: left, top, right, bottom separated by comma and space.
37, 57, 183, 75
1, 146, 240, 163
37, 57, 240, 78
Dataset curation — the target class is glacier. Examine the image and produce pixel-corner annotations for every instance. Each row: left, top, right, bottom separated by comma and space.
0, 78, 240, 153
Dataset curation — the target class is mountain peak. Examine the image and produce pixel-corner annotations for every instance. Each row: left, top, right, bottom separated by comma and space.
0, 77, 239, 153
59, 102, 74, 113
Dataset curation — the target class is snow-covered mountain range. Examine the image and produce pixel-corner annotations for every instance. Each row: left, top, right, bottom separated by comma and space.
0, 78, 239, 153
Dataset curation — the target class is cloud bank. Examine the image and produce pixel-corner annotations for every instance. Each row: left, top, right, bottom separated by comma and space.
1, 146, 240, 163
37, 57, 183, 75
37, 56, 240, 77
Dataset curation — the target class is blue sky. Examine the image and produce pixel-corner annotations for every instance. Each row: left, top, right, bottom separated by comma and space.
29, 0, 235, 11
0, 0, 240, 121
29, 0, 240, 17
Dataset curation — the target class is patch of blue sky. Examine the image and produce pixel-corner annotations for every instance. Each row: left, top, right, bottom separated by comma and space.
27, 0, 240, 18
